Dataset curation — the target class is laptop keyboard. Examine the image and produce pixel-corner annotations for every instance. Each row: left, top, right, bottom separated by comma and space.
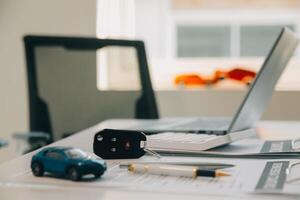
146, 132, 224, 151
172, 118, 231, 131
148, 132, 218, 143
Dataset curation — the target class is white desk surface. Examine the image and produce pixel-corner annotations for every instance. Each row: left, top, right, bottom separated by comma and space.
1, 120, 300, 200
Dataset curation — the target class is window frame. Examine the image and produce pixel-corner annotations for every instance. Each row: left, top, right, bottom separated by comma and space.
169, 9, 300, 59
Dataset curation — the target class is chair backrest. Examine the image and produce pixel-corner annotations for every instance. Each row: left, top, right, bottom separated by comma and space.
24, 36, 159, 141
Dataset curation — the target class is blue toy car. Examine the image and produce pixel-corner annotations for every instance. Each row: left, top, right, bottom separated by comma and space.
31, 146, 107, 181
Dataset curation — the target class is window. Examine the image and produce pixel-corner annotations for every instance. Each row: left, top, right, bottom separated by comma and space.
240, 25, 294, 56
177, 26, 231, 57
97, 0, 300, 90
177, 24, 296, 58
45, 151, 64, 160
134, 1, 300, 90
65, 149, 88, 159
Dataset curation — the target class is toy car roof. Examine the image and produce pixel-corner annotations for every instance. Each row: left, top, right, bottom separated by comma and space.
41, 146, 74, 152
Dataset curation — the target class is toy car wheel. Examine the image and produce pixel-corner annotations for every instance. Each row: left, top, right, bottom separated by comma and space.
67, 167, 81, 181
94, 172, 104, 179
31, 162, 44, 177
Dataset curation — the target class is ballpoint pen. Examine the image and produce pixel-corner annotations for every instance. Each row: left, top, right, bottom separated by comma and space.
121, 163, 230, 178
120, 161, 235, 170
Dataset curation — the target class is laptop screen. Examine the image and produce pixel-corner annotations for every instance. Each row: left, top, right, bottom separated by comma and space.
229, 27, 299, 132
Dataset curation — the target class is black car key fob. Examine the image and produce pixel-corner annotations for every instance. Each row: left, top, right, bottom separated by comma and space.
93, 129, 147, 159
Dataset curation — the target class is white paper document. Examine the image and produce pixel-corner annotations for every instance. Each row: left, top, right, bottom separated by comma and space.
254, 160, 300, 195
0, 157, 267, 196
2, 156, 300, 197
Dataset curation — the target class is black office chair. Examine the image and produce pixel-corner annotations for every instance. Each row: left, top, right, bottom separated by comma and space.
21, 36, 159, 152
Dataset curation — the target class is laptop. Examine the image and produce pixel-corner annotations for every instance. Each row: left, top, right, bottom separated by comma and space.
107, 27, 299, 152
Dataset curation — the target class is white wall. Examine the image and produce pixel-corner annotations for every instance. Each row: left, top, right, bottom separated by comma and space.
135, 0, 170, 58
157, 90, 300, 121
0, 0, 97, 161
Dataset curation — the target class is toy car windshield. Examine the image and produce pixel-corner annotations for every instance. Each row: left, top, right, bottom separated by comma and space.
65, 149, 88, 159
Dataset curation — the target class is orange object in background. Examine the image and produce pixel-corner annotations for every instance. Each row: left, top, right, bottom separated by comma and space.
217, 68, 256, 85
174, 74, 218, 86
174, 67, 256, 87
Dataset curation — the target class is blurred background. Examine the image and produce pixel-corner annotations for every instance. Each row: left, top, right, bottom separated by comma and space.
1, 0, 300, 162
